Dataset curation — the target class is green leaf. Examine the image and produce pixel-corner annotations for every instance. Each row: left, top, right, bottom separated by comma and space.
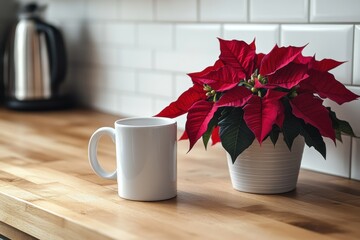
327, 108, 356, 137
270, 125, 280, 146
335, 128, 342, 142
219, 108, 255, 163
339, 120, 355, 136
301, 123, 326, 159
202, 110, 220, 149
219, 107, 233, 122
282, 100, 302, 151
202, 125, 214, 149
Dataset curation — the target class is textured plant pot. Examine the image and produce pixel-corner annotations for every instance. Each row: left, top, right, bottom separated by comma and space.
226, 135, 305, 194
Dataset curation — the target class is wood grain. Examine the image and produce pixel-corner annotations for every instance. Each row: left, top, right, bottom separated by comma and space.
0, 108, 359, 240
0, 221, 36, 240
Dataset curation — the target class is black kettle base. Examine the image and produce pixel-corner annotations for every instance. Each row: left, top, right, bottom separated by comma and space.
5, 96, 73, 111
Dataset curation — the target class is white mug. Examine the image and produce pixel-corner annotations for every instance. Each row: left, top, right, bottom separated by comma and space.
88, 117, 177, 201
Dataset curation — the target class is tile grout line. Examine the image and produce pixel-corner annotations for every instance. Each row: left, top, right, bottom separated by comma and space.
247, 0, 250, 23
220, 23, 224, 39
197, 0, 201, 22
348, 24, 356, 179
307, 0, 311, 23
279, 23, 282, 46
153, 0, 157, 22
171, 73, 176, 99
349, 136, 353, 179
351, 25, 355, 85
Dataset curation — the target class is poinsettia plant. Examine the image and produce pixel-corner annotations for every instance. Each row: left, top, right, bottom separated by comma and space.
156, 38, 359, 163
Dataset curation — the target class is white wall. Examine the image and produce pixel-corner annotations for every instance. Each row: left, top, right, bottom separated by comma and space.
15, 0, 360, 180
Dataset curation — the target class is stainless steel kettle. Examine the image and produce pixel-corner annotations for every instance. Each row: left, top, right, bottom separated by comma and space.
3, 3, 69, 110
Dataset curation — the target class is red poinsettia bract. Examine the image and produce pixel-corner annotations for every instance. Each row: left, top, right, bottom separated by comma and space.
156, 38, 358, 162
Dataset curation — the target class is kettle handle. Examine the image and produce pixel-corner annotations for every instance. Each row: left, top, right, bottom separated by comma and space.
36, 21, 67, 94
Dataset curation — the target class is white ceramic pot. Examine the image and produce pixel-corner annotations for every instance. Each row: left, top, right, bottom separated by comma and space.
226, 135, 305, 194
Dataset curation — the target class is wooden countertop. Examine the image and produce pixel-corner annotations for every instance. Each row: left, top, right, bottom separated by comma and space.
0, 108, 360, 240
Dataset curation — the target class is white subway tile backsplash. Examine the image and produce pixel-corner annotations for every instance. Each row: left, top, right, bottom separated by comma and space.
82, 47, 118, 66
310, 0, 360, 22
46, 0, 86, 21
155, 51, 218, 73
57, 21, 84, 63
62, 66, 77, 95
61, 22, 84, 45
73, 71, 92, 106
354, 26, 360, 85
138, 24, 173, 50
118, 49, 152, 69
281, 25, 353, 84
138, 72, 173, 97
86, 0, 118, 20
175, 74, 193, 97
250, 0, 308, 23
223, 24, 280, 53
154, 98, 187, 129
75, 67, 108, 101
154, 98, 172, 112
89, 90, 118, 115
174, 74, 197, 130
118, 94, 154, 116
176, 115, 187, 130
84, 23, 106, 45
305, 87, 360, 177
322, 86, 360, 137
199, 0, 247, 22
118, 0, 153, 21
39, 0, 360, 179
156, 0, 197, 22
301, 136, 351, 178
65, 46, 80, 64
106, 69, 136, 92
175, 24, 221, 52
351, 138, 360, 180
105, 23, 136, 46
76, 67, 106, 89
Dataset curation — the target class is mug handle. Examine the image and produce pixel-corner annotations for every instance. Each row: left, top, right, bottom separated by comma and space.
88, 127, 117, 180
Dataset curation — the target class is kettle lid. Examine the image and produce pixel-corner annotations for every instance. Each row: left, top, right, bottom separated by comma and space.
18, 2, 47, 19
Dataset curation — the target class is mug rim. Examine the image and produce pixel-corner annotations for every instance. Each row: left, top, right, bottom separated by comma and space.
115, 117, 176, 128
